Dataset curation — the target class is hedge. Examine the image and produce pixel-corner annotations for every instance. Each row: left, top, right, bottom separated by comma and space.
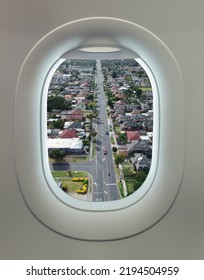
72, 177, 88, 182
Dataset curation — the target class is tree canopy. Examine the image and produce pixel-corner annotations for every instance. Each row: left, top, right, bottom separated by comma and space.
114, 154, 125, 167
49, 149, 66, 160
47, 95, 71, 112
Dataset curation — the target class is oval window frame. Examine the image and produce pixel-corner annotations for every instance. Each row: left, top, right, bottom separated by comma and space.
14, 17, 185, 240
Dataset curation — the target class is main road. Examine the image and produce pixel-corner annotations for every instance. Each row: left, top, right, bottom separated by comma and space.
93, 60, 120, 201
51, 60, 120, 201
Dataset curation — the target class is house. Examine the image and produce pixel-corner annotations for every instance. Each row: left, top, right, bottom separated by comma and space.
78, 91, 89, 97
134, 155, 151, 172
115, 92, 124, 99
48, 128, 61, 138
59, 129, 78, 138
118, 114, 132, 124
127, 140, 152, 158
47, 138, 83, 154
131, 108, 141, 115
64, 121, 84, 131
140, 102, 150, 112
61, 109, 83, 121
126, 131, 141, 142
132, 114, 147, 122
80, 82, 89, 87
130, 153, 141, 165
126, 104, 140, 112
115, 106, 126, 116
64, 94, 73, 100
121, 120, 144, 131
144, 119, 153, 132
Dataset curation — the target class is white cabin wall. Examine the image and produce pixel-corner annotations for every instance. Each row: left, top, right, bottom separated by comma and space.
0, 0, 204, 259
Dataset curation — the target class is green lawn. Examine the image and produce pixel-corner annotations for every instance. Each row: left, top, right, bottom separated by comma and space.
126, 179, 138, 195
52, 171, 89, 193
122, 163, 147, 196
123, 164, 136, 177
140, 87, 152, 91
52, 170, 88, 178
118, 181, 124, 198
111, 136, 115, 144
114, 126, 121, 134
69, 156, 89, 163
51, 171, 68, 177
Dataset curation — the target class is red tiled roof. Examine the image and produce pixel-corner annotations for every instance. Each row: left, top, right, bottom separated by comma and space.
126, 131, 141, 141
59, 129, 78, 138
72, 109, 83, 115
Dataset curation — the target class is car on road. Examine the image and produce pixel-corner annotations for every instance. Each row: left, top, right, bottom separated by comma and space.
105, 130, 109, 135
103, 148, 107, 155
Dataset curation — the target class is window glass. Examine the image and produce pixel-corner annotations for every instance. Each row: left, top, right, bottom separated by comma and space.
47, 58, 153, 202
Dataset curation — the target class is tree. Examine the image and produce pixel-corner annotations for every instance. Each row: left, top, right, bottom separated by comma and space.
105, 90, 113, 98
87, 101, 96, 110
91, 130, 97, 137
112, 146, 118, 153
117, 132, 127, 144
114, 154, 125, 167
52, 119, 64, 129
92, 111, 98, 118
136, 88, 142, 98
86, 93, 94, 101
87, 113, 93, 121
132, 180, 141, 191
112, 71, 117, 78
49, 149, 66, 160
107, 98, 114, 109
47, 95, 71, 111
67, 169, 72, 177
135, 171, 148, 182
132, 171, 148, 191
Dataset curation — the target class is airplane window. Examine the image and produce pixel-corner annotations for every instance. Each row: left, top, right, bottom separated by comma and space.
14, 17, 184, 240
47, 58, 153, 203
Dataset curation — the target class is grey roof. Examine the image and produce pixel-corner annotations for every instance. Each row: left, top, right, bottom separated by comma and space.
135, 155, 151, 171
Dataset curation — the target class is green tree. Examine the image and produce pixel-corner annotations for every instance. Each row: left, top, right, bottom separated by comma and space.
136, 88, 142, 98
67, 169, 72, 177
86, 93, 94, 101
91, 130, 97, 137
105, 90, 113, 98
132, 180, 142, 191
114, 154, 125, 167
107, 98, 114, 109
112, 146, 118, 153
52, 119, 64, 129
87, 101, 96, 110
112, 71, 117, 78
47, 96, 71, 111
136, 171, 148, 182
49, 149, 66, 160
117, 132, 127, 144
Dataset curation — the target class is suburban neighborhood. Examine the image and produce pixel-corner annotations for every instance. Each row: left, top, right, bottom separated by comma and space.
47, 59, 153, 201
